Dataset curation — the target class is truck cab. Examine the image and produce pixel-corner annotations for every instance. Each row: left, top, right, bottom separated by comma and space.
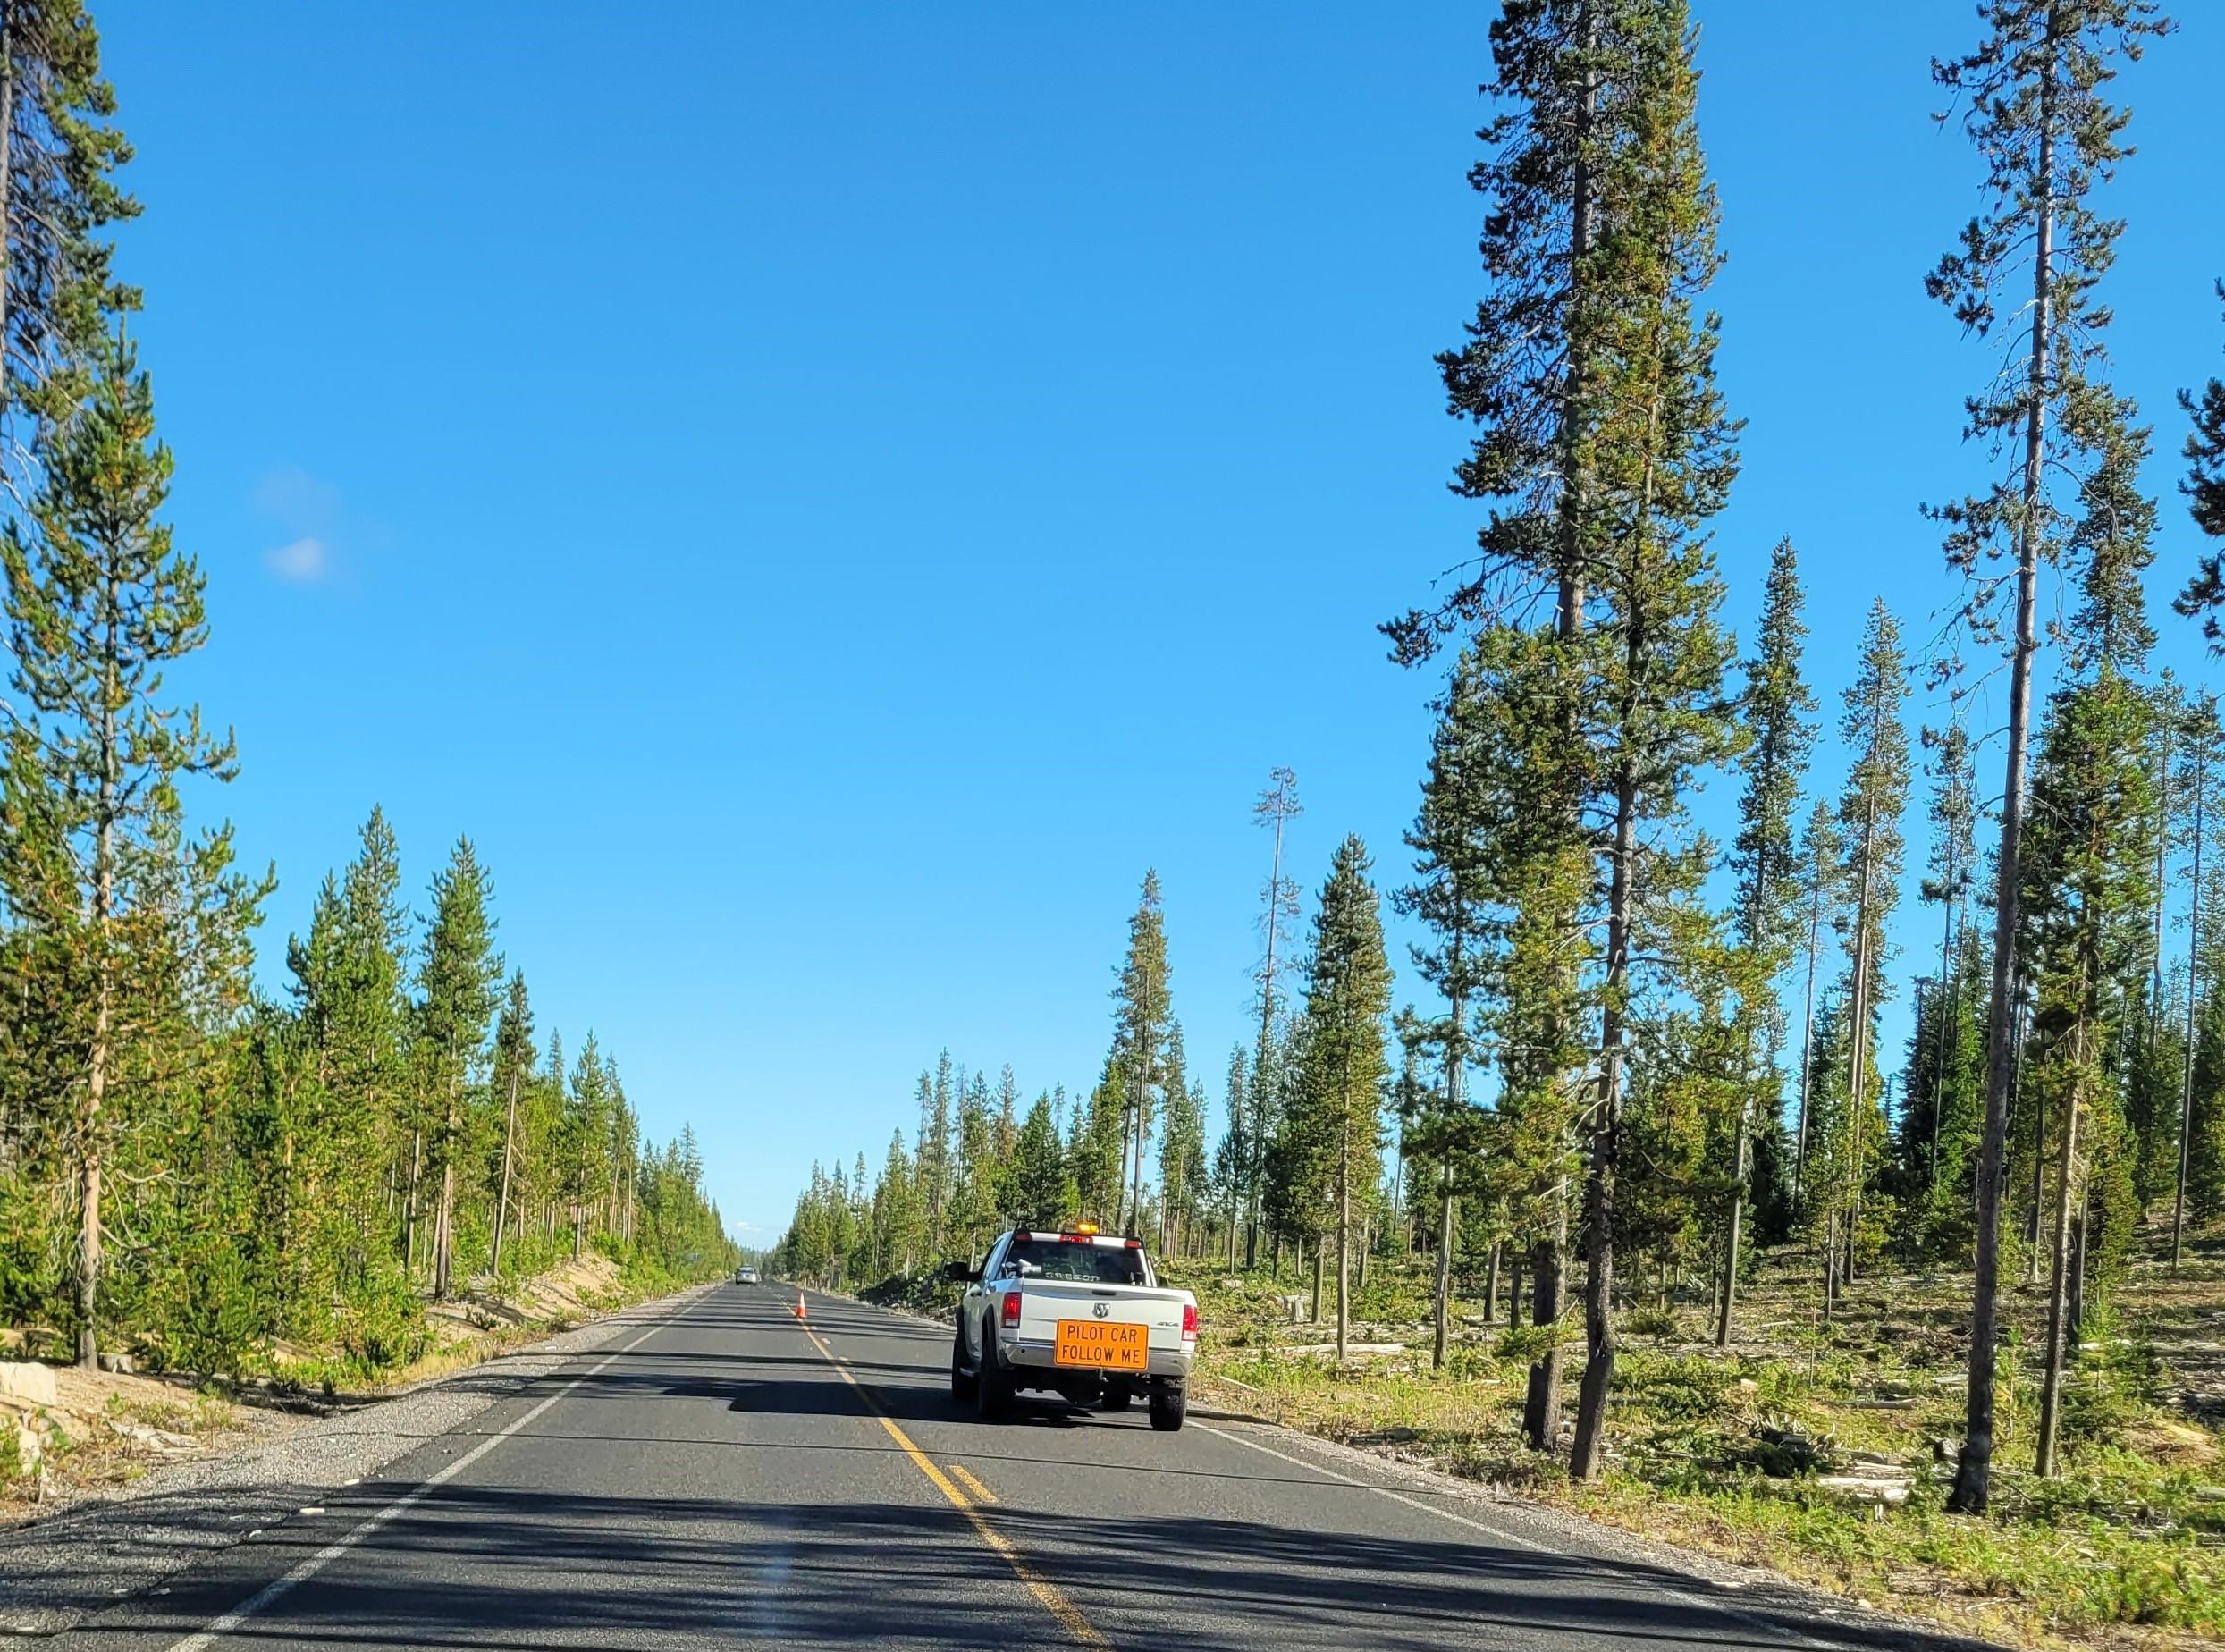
948, 1225, 1198, 1430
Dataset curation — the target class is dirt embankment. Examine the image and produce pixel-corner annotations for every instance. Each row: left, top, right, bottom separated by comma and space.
1, 1252, 636, 1521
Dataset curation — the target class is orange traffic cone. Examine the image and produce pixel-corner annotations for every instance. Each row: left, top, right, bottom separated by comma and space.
795, 1288, 807, 1321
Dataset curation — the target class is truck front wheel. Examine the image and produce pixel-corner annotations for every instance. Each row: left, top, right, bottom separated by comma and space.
1148, 1380, 1186, 1432
949, 1324, 976, 1402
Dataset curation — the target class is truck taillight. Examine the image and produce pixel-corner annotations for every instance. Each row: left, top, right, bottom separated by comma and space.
1001, 1289, 1022, 1329
1181, 1302, 1198, 1340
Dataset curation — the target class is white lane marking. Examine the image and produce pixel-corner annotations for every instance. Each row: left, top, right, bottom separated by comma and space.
1195, 1421, 1847, 1652
165, 1296, 700, 1651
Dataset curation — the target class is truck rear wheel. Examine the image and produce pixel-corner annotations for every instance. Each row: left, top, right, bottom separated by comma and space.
1148, 1382, 1186, 1432
975, 1330, 1015, 1421
949, 1325, 976, 1402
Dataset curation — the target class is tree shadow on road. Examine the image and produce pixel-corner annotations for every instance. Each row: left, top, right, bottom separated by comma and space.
72, 1482, 2000, 1652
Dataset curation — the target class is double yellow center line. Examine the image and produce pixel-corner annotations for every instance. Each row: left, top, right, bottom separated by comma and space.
800, 1319, 1109, 1648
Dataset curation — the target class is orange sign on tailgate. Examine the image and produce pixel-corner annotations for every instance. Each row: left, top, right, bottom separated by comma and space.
1053, 1318, 1148, 1370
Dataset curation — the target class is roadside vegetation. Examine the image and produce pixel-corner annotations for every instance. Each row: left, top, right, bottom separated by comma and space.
1170, 1247, 2225, 1650
0, 3, 737, 1404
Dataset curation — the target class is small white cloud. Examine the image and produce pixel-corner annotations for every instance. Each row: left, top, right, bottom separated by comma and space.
265, 536, 329, 584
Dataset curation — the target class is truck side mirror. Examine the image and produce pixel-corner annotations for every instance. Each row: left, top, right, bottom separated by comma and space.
944, 1260, 981, 1284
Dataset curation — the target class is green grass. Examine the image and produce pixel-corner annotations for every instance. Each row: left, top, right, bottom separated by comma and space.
1158, 1249, 2225, 1649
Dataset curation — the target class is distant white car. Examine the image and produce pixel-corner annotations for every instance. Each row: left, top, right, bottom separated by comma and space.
734, 1266, 759, 1285
948, 1225, 1197, 1430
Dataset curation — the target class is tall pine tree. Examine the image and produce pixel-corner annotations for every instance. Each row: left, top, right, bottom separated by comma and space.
1928, 0, 2170, 1514
1717, 538, 1815, 1344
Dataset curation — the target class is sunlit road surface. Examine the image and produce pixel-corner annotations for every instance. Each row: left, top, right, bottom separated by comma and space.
50, 1286, 1987, 1651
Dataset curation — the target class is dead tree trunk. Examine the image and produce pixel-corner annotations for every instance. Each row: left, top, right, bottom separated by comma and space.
2035, 1037, 2085, 1477
1951, 59, 2053, 1520
2176, 741, 2207, 1269
1433, 1183, 1454, 1368
1571, 763, 1637, 1482
491, 1058, 524, 1277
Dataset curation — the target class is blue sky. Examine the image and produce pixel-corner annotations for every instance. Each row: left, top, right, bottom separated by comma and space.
105, 3, 2225, 1240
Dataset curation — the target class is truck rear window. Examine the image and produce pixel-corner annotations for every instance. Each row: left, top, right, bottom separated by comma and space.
1008, 1240, 1146, 1285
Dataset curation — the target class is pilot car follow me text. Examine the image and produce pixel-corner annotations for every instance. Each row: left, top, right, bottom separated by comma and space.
948, 1226, 1198, 1430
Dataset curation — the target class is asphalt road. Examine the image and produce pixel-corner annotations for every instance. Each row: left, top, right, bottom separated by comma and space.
44, 1285, 1992, 1651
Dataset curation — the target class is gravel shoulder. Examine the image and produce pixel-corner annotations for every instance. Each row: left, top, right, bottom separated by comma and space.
0, 1284, 714, 1643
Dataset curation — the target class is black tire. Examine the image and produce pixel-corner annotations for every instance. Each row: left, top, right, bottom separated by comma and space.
950, 1323, 977, 1402
975, 1329, 1015, 1421
1149, 1382, 1187, 1432
1098, 1378, 1133, 1412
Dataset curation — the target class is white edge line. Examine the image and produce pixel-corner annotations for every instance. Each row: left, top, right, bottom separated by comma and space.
1193, 1420, 1556, 1553
164, 1294, 697, 1651
1194, 1420, 1848, 1652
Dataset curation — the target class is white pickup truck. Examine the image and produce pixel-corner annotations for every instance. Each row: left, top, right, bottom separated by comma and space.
947, 1225, 1198, 1430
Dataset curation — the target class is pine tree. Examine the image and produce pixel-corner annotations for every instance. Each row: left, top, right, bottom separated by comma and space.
2192, 1024, 2225, 1221
1157, 1025, 1207, 1255
2021, 670, 2156, 1475
950, 1068, 994, 1256
417, 838, 501, 1300
1564, 0, 1744, 1483
260, 807, 409, 1338
1247, 770, 1302, 1264
1072, 1062, 1128, 1231
1929, 0, 2170, 1516
0, 0, 138, 480
0, 324, 260, 1368
1825, 602, 1911, 1300
520, 1028, 560, 1251
1262, 1009, 1327, 1297
2175, 699, 2225, 1263
1789, 802, 1842, 1212
1109, 871, 1172, 1236
1467, 625, 1590, 1450
1288, 838, 1394, 1363
1907, 942, 1989, 1260
1008, 1094, 1072, 1229
488, 971, 534, 1277
1211, 1044, 1250, 1267
992, 1066, 1018, 1172
1909, 718, 1980, 1217
923, 1053, 953, 1250
1403, 0, 1647, 1454
1718, 539, 1816, 1344
871, 1130, 918, 1274
1389, 0, 1633, 668
2121, 674, 2187, 1218
2174, 285, 2225, 645
1397, 648, 1500, 1364
2019, 382, 2161, 1476
561, 1032, 611, 1260
608, 1055, 637, 1245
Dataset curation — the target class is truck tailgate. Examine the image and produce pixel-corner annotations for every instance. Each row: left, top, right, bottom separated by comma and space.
1016, 1282, 1189, 1357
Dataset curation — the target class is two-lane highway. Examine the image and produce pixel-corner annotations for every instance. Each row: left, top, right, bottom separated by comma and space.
50, 1285, 1990, 1650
